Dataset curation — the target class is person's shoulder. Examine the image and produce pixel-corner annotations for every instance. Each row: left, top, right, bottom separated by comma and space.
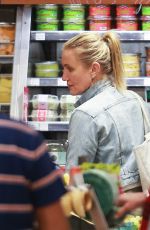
0, 114, 37, 136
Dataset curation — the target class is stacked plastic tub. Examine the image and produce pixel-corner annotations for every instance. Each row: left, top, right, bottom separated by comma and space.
88, 5, 112, 31
62, 4, 85, 31
35, 4, 59, 31
116, 5, 138, 31
141, 5, 150, 30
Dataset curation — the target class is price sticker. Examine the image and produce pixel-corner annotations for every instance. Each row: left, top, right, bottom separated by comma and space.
144, 32, 150, 41
144, 78, 150, 86
35, 33, 45, 41
28, 78, 40, 86
40, 122, 48, 131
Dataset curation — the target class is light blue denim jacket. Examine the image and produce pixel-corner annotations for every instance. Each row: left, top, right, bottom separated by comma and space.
66, 79, 150, 190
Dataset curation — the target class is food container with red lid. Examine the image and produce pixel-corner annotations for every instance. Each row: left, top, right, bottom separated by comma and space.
116, 5, 137, 16
116, 16, 138, 31
89, 16, 112, 31
146, 62, 150, 76
141, 16, 150, 31
89, 5, 111, 17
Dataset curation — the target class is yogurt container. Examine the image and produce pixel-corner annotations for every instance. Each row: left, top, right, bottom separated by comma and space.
89, 16, 111, 31
116, 5, 137, 16
141, 16, 150, 31
123, 70, 140, 78
63, 4, 85, 19
31, 94, 59, 110
116, 16, 138, 31
89, 5, 111, 17
36, 4, 58, 20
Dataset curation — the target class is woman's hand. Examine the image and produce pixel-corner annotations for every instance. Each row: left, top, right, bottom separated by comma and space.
115, 192, 146, 219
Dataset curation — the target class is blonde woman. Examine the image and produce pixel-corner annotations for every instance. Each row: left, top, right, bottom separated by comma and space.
62, 31, 149, 192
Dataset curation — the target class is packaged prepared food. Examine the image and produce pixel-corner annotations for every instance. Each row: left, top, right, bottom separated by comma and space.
89, 5, 111, 17
123, 62, 140, 71
47, 141, 66, 165
35, 61, 59, 71
62, 19, 85, 30
36, 4, 58, 20
60, 95, 79, 110
146, 47, 150, 61
0, 43, 14, 55
141, 16, 150, 31
63, 4, 85, 19
0, 23, 15, 42
35, 69, 59, 78
146, 62, 150, 76
0, 76, 12, 103
123, 70, 140, 78
89, 16, 111, 31
122, 53, 140, 62
116, 16, 138, 31
30, 109, 58, 121
116, 5, 137, 16
36, 19, 59, 30
59, 110, 73, 121
31, 94, 59, 110
142, 5, 150, 16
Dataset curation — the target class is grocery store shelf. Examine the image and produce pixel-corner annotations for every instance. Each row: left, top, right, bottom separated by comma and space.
27, 77, 150, 87
31, 31, 150, 42
27, 77, 66, 87
28, 121, 69, 131
126, 77, 150, 87
1, 0, 149, 5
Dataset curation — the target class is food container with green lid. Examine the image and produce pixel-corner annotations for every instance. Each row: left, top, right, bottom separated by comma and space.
63, 4, 85, 19
142, 5, 150, 16
36, 4, 58, 19
35, 69, 59, 78
35, 61, 59, 71
141, 16, 150, 30
36, 19, 59, 31
63, 19, 85, 30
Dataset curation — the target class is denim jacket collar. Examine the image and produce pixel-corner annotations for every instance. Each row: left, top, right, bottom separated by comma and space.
75, 79, 112, 108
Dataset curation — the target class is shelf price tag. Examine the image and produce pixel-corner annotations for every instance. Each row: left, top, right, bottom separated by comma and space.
28, 78, 40, 86
35, 33, 45, 41
40, 122, 48, 131
144, 78, 150, 86
144, 32, 150, 41
28, 122, 40, 130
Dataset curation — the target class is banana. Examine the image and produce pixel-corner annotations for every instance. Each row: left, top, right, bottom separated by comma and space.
71, 188, 92, 218
60, 192, 73, 217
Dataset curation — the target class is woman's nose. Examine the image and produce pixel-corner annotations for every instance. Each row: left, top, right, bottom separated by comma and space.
62, 71, 67, 81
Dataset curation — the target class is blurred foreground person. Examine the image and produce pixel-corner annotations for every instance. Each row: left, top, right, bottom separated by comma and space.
0, 114, 70, 230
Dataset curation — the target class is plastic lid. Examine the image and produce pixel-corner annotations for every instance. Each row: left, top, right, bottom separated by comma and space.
116, 16, 138, 20
88, 16, 112, 21
35, 61, 58, 65
35, 18, 59, 23
36, 4, 58, 9
63, 4, 84, 8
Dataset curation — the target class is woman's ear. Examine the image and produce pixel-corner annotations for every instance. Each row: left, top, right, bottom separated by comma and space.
91, 62, 101, 79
